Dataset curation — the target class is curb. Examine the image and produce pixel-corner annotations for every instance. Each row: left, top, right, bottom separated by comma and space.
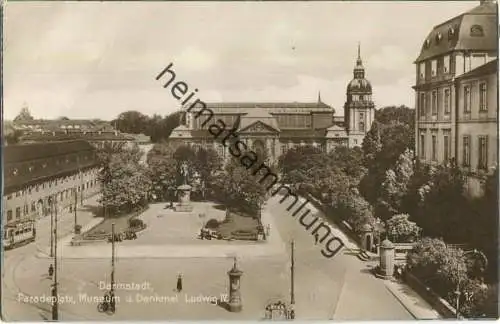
384, 281, 440, 320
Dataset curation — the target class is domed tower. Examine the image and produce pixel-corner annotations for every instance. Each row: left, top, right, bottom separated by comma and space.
344, 44, 375, 147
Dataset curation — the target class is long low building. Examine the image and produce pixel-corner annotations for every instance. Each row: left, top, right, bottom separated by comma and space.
2, 140, 101, 225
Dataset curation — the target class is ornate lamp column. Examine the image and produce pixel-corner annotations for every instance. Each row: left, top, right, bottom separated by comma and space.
227, 257, 243, 312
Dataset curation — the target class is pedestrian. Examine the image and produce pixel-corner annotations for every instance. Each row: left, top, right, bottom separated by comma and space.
266, 224, 271, 237
314, 233, 319, 245
48, 264, 54, 277
176, 273, 183, 292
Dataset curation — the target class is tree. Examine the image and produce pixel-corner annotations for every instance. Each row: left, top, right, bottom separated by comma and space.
213, 156, 268, 216
193, 146, 223, 188
337, 193, 375, 233
386, 214, 420, 243
114, 110, 149, 134
362, 121, 382, 167
146, 143, 178, 201
411, 165, 467, 241
3, 121, 23, 145
376, 149, 415, 220
13, 105, 34, 122
98, 146, 152, 214
360, 106, 415, 205
407, 238, 468, 300
375, 105, 415, 129
468, 168, 498, 281
278, 145, 324, 181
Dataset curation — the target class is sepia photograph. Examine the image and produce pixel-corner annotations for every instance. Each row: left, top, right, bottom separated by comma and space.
1, 0, 498, 321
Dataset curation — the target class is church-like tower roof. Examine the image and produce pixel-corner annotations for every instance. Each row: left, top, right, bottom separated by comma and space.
347, 44, 372, 94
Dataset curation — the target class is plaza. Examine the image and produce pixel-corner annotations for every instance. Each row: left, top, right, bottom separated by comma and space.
2, 193, 421, 321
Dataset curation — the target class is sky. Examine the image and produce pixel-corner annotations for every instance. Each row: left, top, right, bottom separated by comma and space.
3, 1, 478, 121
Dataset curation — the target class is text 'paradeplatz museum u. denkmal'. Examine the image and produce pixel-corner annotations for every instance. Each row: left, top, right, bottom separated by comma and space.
168, 47, 375, 163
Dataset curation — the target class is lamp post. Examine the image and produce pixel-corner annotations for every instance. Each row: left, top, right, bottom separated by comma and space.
110, 223, 116, 313
74, 188, 79, 233
51, 195, 59, 320
290, 240, 295, 305
49, 196, 54, 258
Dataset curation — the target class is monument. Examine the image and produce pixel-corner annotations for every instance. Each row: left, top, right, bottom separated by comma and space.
175, 162, 193, 212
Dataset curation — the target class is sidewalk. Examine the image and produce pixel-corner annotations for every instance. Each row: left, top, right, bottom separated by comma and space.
384, 277, 441, 319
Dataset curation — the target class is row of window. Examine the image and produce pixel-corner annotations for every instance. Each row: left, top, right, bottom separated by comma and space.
419, 133, 489, 170
6, 170, 97, 200
418, 83, 488, 118
419, 89, 451, 117
419, 54, 488, 80
5, 179, 99, 222
463, 83, 488, 113
280, 142, 324, 155
419, 131, 452, 162
275, 115, 312, 129
419, 55, 451, 79
462, 135, 489, 169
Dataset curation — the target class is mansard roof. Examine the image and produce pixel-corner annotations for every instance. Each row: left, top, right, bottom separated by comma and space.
3, 140, 99, 194
3, 140, 95, 164
415, 1, 497, 62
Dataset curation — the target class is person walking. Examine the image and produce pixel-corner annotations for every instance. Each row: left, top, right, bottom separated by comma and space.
176, 273, 183, 292
48, 264, 54, 277
314, 233, 319, 245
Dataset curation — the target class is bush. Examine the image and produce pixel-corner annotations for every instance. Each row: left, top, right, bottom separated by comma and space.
129, 218, 144, 229
386, 214, 420, 243
407, 237, 467, 301
205, 218, 219, 229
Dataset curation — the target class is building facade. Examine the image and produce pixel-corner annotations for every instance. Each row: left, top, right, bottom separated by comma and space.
12, 119, 137, 149
169, 48, 375, 162
2, 140, 101, 225
413, 0, 498, 195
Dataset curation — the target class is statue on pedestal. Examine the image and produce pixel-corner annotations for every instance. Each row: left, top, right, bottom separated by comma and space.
175, 161, 193, 212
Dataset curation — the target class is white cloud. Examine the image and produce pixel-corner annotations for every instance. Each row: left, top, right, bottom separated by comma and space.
175, 46, 217, 72
3, 1, 477, 120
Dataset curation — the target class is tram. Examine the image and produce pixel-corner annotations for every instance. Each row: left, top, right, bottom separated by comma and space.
3, 219, 36, 250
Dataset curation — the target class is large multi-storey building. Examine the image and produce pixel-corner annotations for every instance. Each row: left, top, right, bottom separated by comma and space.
413, 0, 498, 195
2, 140, 101, 225
169, 47, 375, 162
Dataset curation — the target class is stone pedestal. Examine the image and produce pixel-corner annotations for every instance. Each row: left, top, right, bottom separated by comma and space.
227, 258, 243, 312
175, 184, 193, 212
377, 239, 395, 280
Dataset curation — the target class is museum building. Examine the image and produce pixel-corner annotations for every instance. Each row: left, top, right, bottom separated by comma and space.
413, 0, 498, 195
169, 48, 375, 162
2, 140, 101, 225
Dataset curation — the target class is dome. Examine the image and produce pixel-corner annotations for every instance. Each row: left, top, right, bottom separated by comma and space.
347, 78, 372, 93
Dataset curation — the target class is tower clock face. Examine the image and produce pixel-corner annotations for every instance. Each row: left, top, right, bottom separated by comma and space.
231, 281, 239, 290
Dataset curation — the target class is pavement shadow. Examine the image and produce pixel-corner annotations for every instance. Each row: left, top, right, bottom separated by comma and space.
213, 204, 227, 211
79, 205, 103, 218
216, 299, 231, 311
